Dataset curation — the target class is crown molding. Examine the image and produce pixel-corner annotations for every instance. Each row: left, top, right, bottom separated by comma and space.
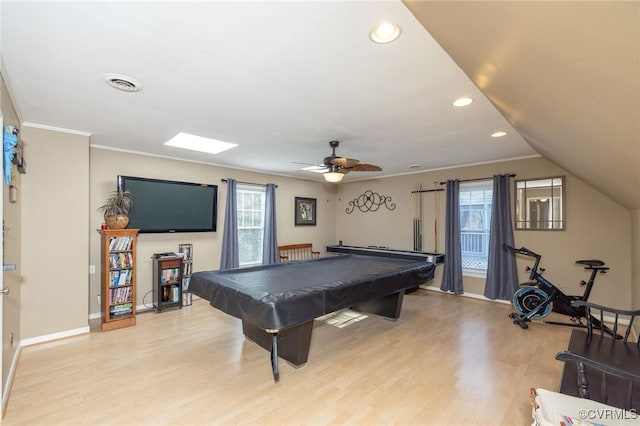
21, 122, 92, 137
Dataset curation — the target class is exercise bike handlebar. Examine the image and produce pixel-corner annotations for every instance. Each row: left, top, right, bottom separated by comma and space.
503, 244, 542, 280
502, 244, 541, 259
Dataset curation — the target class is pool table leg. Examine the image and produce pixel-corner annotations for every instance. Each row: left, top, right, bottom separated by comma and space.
351, 290, 405, 320
242, 320, 314, 381
271, 333, 279, 382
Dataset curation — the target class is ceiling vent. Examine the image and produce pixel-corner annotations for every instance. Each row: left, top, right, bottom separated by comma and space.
103, 73, 142, 92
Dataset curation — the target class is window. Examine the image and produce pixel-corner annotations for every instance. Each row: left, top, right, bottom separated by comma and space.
459, 181, 493, 272
237, 185, 265, 266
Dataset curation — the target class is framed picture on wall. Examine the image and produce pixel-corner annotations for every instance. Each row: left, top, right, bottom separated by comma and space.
295, 197, 316, 226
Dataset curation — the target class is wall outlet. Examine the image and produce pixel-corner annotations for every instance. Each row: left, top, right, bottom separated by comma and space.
96, 295, 100, 306
89, 265, 96, 274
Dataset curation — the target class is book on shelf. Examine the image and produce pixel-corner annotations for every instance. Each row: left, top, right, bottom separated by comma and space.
110, 287, 131, 304
178, 244, 192, 260
108, 236, 133, 251
172, 286, 179, 302
182, 291, 192, 306
110, 302, 133, 316
161, 267, 179, 283
109, 252, 133, 269
110, 270, 133, 287
183, 261, 192, 276
117, 269, 129, 286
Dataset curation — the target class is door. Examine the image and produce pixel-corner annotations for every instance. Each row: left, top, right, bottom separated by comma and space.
0, 113, 5, 413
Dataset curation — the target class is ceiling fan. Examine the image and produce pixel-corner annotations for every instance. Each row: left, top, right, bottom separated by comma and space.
311, 141, 382, 183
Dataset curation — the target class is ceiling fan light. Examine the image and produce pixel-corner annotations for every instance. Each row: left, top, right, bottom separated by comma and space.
324, 166, 344, 183
324, 173, 344, 183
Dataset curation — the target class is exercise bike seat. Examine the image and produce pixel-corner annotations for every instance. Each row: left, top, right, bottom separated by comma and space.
575, 259, 605, 267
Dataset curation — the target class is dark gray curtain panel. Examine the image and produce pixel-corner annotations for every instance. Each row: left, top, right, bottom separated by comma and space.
440, 179, 463, 294
484, 174, 519, 300
220, 178, 239, 270
262, 183, 279, 265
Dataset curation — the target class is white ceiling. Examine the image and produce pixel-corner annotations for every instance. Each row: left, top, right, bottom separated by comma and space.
0, 1, 538, 184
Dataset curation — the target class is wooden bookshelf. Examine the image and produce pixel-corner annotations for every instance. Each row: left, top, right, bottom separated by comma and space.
98, 228, 139, 331
152, 253, 183, 312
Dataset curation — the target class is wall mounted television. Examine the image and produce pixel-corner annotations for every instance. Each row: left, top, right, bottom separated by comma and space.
117, 175, 217, 233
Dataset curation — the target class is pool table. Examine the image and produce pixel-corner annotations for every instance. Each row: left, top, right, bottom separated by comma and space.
189, 245, 439, 381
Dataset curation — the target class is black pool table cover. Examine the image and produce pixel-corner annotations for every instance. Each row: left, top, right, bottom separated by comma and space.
189, 254, 436, 331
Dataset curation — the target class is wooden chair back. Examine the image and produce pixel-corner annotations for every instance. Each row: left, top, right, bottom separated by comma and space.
278, 243, 320, 262
576, 300, 639, 346
555, 300, 640, 410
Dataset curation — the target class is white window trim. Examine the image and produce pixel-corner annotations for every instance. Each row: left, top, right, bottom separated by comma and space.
459, 180, 493, 274
237, 184, 266, 267
463, 268, 487, 279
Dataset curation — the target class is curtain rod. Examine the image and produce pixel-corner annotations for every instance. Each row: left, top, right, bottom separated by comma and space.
221, 178, 277, 188
439, 173, 516, 185
411, 188, 445, 194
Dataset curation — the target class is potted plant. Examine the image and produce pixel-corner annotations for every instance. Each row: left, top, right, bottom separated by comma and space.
97, 190, 133, 230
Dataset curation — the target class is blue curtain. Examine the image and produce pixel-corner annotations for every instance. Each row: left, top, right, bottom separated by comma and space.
262, 183, 278, 264
440, 180, 463, 294
484, 174, 519, 300
220, 178, 239, 270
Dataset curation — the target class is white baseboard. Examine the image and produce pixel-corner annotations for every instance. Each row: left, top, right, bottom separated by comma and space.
420, 284, 511, 305
20, 326, 90, 347
2, 344, 22, 417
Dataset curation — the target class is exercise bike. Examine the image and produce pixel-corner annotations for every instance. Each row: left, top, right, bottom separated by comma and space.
504, 245, 612, 332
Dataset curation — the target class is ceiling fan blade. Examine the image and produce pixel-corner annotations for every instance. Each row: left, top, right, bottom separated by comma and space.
346, 163, 382, 172
292, 161, 321, 166
330, 157, 360, 168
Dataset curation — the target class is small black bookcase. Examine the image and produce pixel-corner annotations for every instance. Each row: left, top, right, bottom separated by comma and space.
152, 253, 183, 313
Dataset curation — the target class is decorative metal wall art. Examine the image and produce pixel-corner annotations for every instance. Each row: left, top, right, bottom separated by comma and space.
345, 190, 396, 214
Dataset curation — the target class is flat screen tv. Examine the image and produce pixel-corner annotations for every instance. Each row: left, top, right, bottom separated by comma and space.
117, 175, 217, 233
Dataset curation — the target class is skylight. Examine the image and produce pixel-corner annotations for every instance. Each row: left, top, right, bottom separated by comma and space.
164, 132, 238, 155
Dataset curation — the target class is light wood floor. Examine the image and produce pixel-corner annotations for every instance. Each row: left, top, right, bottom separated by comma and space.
3, 290, 572, 425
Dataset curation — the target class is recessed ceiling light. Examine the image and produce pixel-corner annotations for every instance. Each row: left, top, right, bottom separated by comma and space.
491, 131, 508, 138
370, 21, 401, 44
164, 132, 238, 155
103, 73, 142, 92
452, 97, 474, 107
